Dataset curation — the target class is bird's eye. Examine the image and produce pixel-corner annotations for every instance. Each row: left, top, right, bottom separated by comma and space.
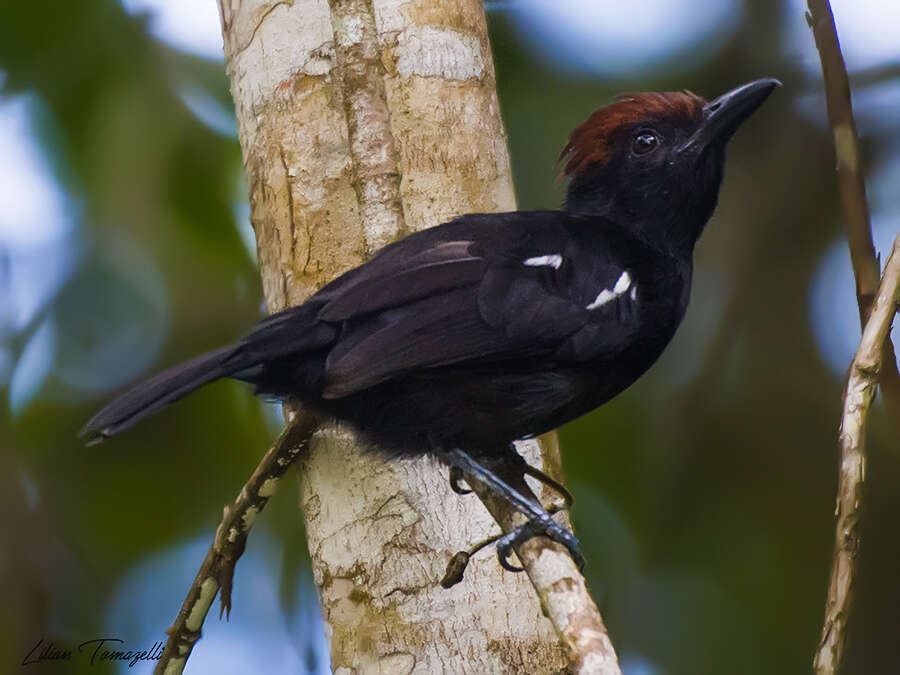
631, 131, 660, 156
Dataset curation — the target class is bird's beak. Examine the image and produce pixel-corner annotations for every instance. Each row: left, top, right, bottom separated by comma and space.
680, 78, 780, 155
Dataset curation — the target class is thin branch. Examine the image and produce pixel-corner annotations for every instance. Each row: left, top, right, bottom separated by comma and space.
806, 0, 900, 418
154, 411, 320, 675
464, 439, 621, 675
807, 2, 900, 670
814, 234, 900, 674
848, 62, 900, 90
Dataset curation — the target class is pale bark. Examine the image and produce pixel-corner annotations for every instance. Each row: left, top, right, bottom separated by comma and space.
218, 0, 576, 671
470, 434, 621, 673
814, 234, 900, 674
807, 2, 900, 670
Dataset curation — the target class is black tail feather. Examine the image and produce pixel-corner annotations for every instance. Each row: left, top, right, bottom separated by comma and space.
79, 345, 241, 444
80, 303, 336, 444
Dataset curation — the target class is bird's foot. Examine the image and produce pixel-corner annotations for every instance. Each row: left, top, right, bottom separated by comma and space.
507, 444, 574, 513
495, 512, 584, 573
440, 513, 583, 586
446, 444, 574, 511
439, 447, 583, 587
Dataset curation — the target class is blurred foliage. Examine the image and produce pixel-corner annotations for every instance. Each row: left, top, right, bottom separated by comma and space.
0, 1, 898, 674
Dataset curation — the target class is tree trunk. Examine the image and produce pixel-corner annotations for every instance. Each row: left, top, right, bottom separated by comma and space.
218, 0, 570, 671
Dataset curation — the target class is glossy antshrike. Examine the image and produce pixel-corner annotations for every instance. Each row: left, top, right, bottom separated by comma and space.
82, 79, 779, 570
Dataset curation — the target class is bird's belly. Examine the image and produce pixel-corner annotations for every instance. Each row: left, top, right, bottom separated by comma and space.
314, 361, 638, 456
310, 309, 680, 456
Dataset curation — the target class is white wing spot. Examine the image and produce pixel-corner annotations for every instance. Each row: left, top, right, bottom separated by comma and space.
586, 270, 634, 310
586, 289, 616, 309
613, 270, 631, 293
523, 254, 563, 269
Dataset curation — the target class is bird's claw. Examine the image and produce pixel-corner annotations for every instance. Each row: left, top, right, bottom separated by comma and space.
448, 466, 472, 495
506, 444, 574, 512
494, 514, 584, 573
523, 465, 574, 512
440, 447, 584, 584
497, 538, 524, 573
441, 515, 584, 587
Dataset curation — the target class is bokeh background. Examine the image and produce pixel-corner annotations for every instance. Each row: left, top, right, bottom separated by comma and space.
1, 1, 899, 673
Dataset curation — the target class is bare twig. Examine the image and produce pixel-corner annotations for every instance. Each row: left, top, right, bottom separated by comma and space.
814, 234, 900, 673
807, 2, 900, 670
848, 62, 900, 90
154, 411, 319, 675
806, 0, 900, 416
465, 437, 621, 675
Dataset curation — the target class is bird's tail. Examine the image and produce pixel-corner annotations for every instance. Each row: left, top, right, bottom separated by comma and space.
79, 345, 244, 444
80, 303, 336, 444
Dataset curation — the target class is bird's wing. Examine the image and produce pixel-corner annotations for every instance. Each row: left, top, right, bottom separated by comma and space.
317, 212, 655, 398
315, 239, 486, 322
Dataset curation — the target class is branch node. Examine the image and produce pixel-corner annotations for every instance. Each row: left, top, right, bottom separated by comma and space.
440, 552, 471, 589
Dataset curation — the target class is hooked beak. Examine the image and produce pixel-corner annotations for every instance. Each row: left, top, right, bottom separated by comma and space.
680, 78, 780, 155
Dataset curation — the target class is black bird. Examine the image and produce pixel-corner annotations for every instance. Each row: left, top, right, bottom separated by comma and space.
82, 78, 779, 570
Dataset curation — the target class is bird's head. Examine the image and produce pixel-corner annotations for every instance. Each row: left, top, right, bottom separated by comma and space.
561, 78, 779, 255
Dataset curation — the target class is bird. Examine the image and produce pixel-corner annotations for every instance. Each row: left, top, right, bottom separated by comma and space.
82, 78, 779, 571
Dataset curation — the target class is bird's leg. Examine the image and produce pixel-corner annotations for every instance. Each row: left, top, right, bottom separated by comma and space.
442, 447, 584, 575
446, 444, 573, 509
440, 447, 574, 585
